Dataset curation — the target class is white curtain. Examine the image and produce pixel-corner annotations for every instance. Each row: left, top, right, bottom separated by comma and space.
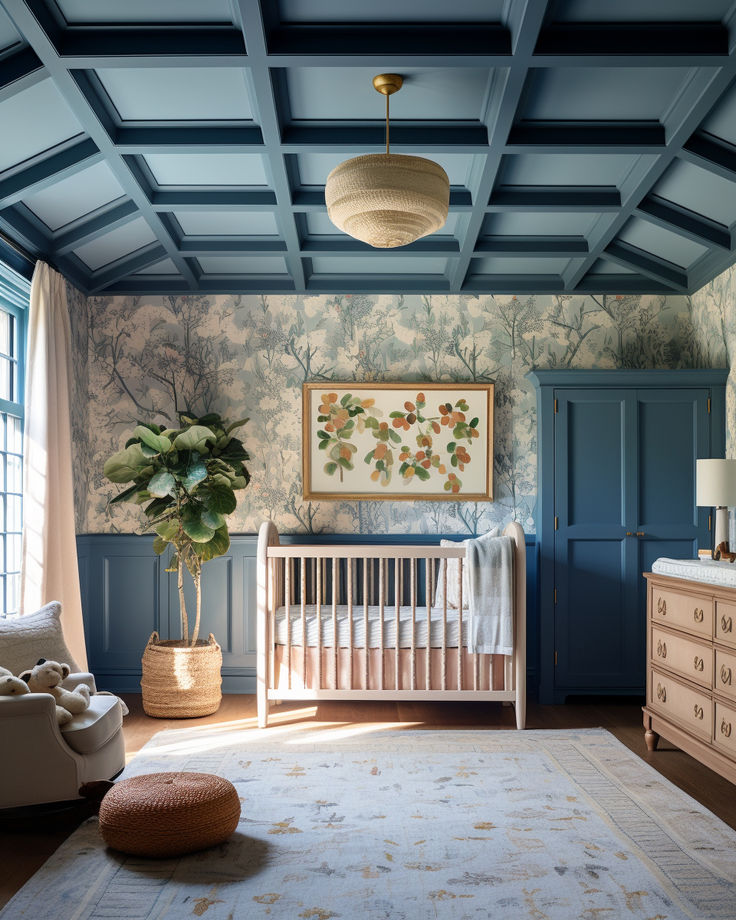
20, 262, 87, 669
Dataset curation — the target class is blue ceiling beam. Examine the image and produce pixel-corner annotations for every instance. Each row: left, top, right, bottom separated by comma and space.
54, 200, 139, 255
563, 61, 736, 291
150, 191, 278, 210
534, 24, 729, 59
680, 133, 736, 183
0, 45, 45, 102
231, 0, 308, 291
292, 189, 473, 210
0, 137, 101, 207
488, 188, 620, 211
179, 239, 288, 255
462, 273, 565, 293
199, 277, 296, 293
301, 238, 459, 256
0, 0, 198, 290
281, 125, 488, 153
603, 241, 688, 291
87, 242, 168, 294
505, 122, 666, 153
476, 236, 588, 256
267, 25, 511, 57
0, 203, 50, 256
113, 126, 264, 152
56, 28, 246, 62
573, 275, 676, 294
449, 0, 552, 291
306, 275, 451, 293
685, 235, 736, 293
635, 197, 731, 251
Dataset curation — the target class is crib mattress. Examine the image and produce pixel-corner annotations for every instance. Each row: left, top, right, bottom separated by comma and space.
651, 556, 736, 587
274, 604, 470, 649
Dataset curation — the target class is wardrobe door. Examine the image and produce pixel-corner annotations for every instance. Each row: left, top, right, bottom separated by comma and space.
553, 389, 636, 692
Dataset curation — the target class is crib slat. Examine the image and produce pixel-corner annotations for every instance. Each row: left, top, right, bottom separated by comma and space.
363, 558, 369, 690
379, 557, 385, 691
316, 556, 322, 690
394, 558, 400, 690
425, 558, 432, 691
347, 558, 354, 690
268, 558, 275, 692
332, 557, 338, 691
301, 558, 307, 690
457, 557, 463, 691
410, 558, 416, 690
285, 558, 292, 690
442, 554, 447, 691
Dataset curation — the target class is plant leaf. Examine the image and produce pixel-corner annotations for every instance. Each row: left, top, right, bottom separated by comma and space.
133, 425, 171, 454
201, 507, 225, 530
148, 470, 176, 497
152, 535, 169, 555
226, 417, 249, 434
201, 482, 237, 515
103, 443, 149, 483
192, 526, 230, 562
109, 482, 141, 505
174, 425, 217, 453
183, 462, 207, 491
182, 504, 216, 542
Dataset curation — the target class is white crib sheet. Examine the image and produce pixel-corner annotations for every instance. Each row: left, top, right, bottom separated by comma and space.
274, 604, 469, 649
651, 556, 736, 587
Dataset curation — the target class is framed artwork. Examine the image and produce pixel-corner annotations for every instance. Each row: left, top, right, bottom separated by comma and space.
303, 382, 494, 501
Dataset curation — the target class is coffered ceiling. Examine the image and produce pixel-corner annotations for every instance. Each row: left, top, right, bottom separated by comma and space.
0, 0, 736, 295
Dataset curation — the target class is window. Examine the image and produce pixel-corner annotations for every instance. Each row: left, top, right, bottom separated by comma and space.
0, 263, 28, 615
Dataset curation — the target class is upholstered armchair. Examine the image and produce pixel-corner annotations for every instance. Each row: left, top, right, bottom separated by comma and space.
0, 602, 126, 809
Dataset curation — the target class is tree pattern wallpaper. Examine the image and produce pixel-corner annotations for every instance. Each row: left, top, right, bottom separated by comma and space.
70, 287, 727, 536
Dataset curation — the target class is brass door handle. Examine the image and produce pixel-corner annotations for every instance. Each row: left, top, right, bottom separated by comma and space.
636, 531, 645, 537
721, 665, 733, 685
721, 615, 733, 633
657, 597, 667, 615
693, 704, 704, 720
626, 531, 633, 536
656, 640, 667, 658
656, 683, 667, 702
721, 719, 732, 738
694, 608, 704, 623
693, 656, 704, 672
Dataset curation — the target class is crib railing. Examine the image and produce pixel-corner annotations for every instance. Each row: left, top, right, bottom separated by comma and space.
256, 522, 526, 729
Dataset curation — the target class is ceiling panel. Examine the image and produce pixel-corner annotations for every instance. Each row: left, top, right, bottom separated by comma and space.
0, 0, 734, 295
95, 68, 253, 122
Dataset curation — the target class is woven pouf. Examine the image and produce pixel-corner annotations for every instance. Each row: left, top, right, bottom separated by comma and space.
99, 772, 240, 858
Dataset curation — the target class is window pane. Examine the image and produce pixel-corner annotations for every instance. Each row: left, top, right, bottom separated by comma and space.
7, 573, 19, 615
7, 534, 20, 572
0, 311, 10, 357
7, 415, 21, 454
0, 357, 10, 400
7, 495, 20, 531
6, 454, 20, 492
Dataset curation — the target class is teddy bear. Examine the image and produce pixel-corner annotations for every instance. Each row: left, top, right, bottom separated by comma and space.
1, 663, 73, 725
19, 659, 92, 724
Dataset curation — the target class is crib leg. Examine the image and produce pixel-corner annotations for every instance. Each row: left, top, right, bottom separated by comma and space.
257, 685, 269, 728
515, 695, 526, 730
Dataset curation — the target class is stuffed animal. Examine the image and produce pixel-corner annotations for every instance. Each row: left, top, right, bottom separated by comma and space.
0, 665, 30, 697
19, 659, 91, 723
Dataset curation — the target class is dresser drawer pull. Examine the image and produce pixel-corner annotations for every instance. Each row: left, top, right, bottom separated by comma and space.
721, 615, 733, 634
656, 640, 667, 659
721, 665, 733, 686
656, 683, 667, 702
721, 719, 732, 739
657, 597, 667, 615
693, 655, 704, 672
693, 704, 705, 720
694, 608, 704, 623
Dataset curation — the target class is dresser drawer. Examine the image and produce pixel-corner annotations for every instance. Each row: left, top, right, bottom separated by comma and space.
715, 601, 736, 649
715, 647, 736, 702
649, 668, 712, 742
651, 626, 712, 688
650, 586, 712, 638
714, 701, 736, 758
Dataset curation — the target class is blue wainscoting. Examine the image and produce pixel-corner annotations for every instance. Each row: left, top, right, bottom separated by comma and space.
77, 532, 538, 697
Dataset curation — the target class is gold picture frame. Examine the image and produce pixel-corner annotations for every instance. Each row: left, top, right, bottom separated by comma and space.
303, 382, 494, 501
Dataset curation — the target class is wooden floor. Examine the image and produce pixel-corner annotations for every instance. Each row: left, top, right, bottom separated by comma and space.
3, 694, 736, 910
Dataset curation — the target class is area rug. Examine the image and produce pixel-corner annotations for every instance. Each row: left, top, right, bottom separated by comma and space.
3, 727, 736, 920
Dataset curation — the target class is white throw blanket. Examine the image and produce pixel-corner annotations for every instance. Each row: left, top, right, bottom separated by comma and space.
466, 532, 513, 655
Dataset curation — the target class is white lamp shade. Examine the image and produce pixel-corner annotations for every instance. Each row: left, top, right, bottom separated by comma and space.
696, 459, 736, 507
325, 153, 449, 248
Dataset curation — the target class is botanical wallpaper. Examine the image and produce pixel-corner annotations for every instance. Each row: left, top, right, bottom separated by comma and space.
70, 289, 725, 536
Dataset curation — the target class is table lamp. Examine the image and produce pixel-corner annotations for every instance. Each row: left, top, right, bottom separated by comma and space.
696, 458, 736, 555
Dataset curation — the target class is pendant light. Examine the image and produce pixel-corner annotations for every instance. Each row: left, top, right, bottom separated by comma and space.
324, 74, 450, 249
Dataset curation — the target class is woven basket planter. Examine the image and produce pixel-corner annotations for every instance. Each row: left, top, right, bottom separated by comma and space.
141, 632, 222, 718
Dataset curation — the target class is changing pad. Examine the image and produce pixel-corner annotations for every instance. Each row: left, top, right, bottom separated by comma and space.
274, 604, 469, 649
651, 556, 736, 587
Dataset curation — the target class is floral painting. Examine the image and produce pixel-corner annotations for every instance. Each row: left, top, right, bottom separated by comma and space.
304, 383, 493, 500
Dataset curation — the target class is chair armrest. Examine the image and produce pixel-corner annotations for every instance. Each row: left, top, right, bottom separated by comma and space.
63, 672, 97, 694
0, 691, 58, 718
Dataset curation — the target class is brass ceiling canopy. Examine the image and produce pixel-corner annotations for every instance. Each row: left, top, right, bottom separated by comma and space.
325, 73, 450, 249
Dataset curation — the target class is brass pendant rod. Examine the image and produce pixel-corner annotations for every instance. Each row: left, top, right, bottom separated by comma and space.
386, 91, 389, 155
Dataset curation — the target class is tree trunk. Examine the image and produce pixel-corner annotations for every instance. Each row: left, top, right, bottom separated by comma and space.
178, 555, 189, 645
191, 564, 202, 646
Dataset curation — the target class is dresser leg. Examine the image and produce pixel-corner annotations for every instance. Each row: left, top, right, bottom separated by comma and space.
645, 728, 660, 752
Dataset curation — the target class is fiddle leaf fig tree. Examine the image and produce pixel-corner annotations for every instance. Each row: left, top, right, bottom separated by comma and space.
103, 413, 251, 647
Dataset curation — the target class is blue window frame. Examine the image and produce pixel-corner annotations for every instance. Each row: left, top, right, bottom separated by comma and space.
0, 263, 28, 615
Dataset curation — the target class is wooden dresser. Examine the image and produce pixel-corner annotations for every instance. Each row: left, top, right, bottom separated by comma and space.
643, 571, 736, 784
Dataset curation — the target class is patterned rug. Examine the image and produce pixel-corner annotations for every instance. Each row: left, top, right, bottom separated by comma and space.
3, 726, 736, 920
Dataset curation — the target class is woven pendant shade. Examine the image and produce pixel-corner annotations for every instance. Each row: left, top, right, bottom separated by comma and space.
325, 153, 450, 249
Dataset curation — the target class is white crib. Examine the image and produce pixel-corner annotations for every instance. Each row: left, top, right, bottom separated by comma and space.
256, 521, 526, 728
